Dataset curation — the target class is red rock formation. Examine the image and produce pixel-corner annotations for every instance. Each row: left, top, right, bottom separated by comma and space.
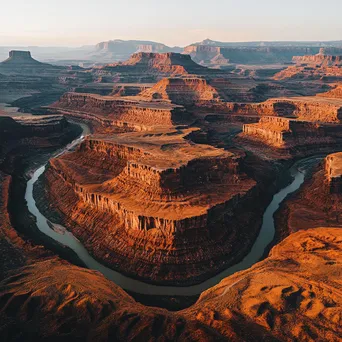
318, 83, 342, 99
240, 116, 342, 153
51, 92, 191, 132
139, 77, 220, 106
225, 97, 342, 123
274, 52, 342, 81
325, 153, 342, 193
1, 228, 341, 341
41, 128, 261, 284
92, 52, 214, 83
276, 153, 342, 237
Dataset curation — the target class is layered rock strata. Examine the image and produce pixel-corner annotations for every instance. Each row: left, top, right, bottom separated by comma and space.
276, 153, 342, 237
50, 92, 191, 132
0, 115, 82, 280
184, 44, 321, 66
139, 77, 220, 106
240, 117, 342, 153
224, 97, 342, 123
91, 52, 220, 83
41, 128, 261, 284
274, 53, 342, 81
325, 152, 342, 193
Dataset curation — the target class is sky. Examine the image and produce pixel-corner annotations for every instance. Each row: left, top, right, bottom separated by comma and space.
1, 0, 341, 47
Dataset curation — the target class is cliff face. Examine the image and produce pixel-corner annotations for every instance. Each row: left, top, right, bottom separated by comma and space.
51, 92, 191, 131
275, 154, 342, 238
0, 115, 82, 279
325, 153, 342, 193
240, 116, 342, 154
91, 52, 218, 83
274, 53, 342, 81
226, 97, 342, 123
1, 228, 341, 341
293, 54, 342, 66
184, 45, 321, 66
139, 77, 220, 106
41, 128, 265, 284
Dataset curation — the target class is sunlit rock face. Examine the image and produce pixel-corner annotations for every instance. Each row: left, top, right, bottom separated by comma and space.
41, 127, 265, 285
1, 228, 341, 341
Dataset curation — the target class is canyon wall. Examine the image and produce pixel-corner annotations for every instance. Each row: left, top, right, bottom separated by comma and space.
184, 45, 321, 66
40, 129, 265, 284
325, 152, 342, 193
240, 116, 342, 153
51, 92, 191, 131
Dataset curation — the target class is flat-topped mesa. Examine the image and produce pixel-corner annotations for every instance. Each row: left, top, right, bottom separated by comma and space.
139, 77, 221, 106
51, 92, 191, 131
0, 50, 53, 69
91, 52, 218, 83
184, 44, 321, 66
117, 52, 207, 73
240, 116, 342, 151
228, 97, 342, 123
325, 153, 342, 193
293, 54, 342, 66
274, 51, 342, 80
44, 128, 259, 283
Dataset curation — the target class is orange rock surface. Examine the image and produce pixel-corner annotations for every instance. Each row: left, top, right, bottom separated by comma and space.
42, 128, 261, 284
277, 154, 342, 236
1, 228, 341, 341
51, 92, 191, 132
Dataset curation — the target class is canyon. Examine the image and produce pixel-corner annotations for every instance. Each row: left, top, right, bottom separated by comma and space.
0, 44, 341, 342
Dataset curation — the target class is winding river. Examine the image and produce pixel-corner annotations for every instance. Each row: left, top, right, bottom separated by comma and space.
25, 129, 322, 296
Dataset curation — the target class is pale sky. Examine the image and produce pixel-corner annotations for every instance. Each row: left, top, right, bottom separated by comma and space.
1, 0, 341, 47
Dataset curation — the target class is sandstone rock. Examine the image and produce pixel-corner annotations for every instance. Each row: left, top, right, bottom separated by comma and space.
240, 116, 342, 153
41, 128, 261, 284
325, 153, 342, 193
276, 153, 342, 236
51, 92, 191, 132
1, 228, 341, 341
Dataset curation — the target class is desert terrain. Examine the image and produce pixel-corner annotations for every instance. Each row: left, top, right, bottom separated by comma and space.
0, 42, 341, 341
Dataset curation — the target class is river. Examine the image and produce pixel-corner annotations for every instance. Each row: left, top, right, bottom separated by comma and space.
25, 129, 322, 296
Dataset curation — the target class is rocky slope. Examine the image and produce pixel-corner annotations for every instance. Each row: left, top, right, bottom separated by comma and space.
318, 83, 342, 99
1, 228, 341, 341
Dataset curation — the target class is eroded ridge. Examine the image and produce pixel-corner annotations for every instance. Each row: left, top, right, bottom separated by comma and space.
50, 92, 191, 132
42, 127, 259, 284
325, 153, 342, 194
240, 116, 342, 152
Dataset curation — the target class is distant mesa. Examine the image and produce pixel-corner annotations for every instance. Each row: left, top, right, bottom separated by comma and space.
91, 39, 182, 62
1, 50, 43, 65
91, 52, 219, 83
0, 50, 59, 74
